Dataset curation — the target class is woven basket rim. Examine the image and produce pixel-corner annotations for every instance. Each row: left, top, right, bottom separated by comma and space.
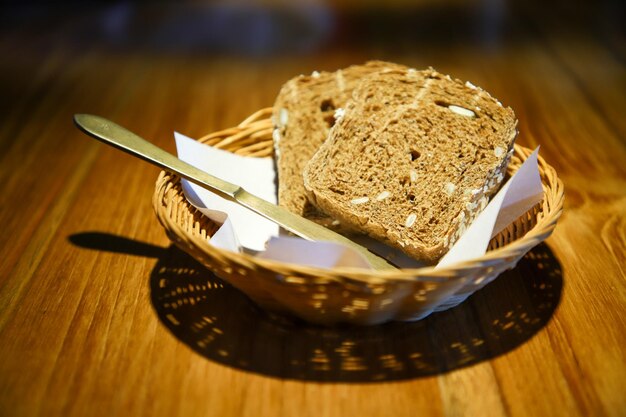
153, 108, 564, 284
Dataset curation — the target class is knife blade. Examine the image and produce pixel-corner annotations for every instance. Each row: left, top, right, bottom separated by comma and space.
73, 114, 395, 270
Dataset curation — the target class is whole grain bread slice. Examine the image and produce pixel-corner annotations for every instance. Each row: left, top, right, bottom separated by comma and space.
272, 61, 406, 227
303, 68, 518, 263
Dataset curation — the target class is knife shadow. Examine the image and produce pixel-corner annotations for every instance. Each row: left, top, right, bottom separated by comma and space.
69, 232, 563, 382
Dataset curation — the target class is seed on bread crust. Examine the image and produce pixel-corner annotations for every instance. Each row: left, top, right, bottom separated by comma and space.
449, 105, 476, 118
376, 191, 390, 201
279, 108, 289, 127
444, 182, 456, 196
350, 197, 369, 205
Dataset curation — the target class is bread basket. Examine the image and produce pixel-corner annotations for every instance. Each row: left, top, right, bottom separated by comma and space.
153, 107, 564, 325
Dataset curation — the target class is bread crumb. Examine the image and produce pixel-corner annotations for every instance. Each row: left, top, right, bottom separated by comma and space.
494, 146, 505, 157
272, 128, 280, 143
311, 70, 320, 78
410, 169, 418, 183
334, 108, 345, 121
465, 80, 477, 89
405, 213, 417, 227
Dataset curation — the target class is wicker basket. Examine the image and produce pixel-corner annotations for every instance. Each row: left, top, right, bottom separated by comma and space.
153, 108, 564, 325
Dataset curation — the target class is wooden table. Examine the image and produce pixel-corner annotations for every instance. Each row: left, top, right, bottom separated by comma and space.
1, 2, 624, 416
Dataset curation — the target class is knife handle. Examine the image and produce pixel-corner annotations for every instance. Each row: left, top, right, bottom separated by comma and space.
74, 114, 240, 200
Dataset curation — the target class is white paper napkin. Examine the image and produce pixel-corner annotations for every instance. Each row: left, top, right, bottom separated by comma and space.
175, 132, 543, 269
174, 132, 278, 252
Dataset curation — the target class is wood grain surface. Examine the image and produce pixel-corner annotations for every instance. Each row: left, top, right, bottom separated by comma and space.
1, 2, 625, 416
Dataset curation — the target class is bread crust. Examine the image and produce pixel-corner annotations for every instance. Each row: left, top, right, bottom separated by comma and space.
303, 68, 518, 263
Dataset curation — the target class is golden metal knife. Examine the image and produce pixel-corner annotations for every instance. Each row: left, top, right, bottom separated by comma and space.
74, 114, 395, 270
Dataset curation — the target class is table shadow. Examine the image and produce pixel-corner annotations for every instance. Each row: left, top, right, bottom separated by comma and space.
69, 232, 563, 382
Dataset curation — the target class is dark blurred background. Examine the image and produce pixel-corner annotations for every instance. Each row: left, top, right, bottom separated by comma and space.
1, 0, 624, 145
1, 0, 624, 58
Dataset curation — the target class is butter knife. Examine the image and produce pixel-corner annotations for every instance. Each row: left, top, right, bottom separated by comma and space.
74, 114, 395, 270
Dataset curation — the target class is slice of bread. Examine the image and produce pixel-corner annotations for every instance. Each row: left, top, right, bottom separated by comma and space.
272, 61, 406, 227
303, 68, 518, 263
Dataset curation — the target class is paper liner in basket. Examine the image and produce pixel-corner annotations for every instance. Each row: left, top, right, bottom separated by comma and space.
174, 132, 544, 269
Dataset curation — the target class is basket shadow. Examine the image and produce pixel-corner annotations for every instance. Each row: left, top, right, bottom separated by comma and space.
149, 242, 563, 382
68, 232, 562, 382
